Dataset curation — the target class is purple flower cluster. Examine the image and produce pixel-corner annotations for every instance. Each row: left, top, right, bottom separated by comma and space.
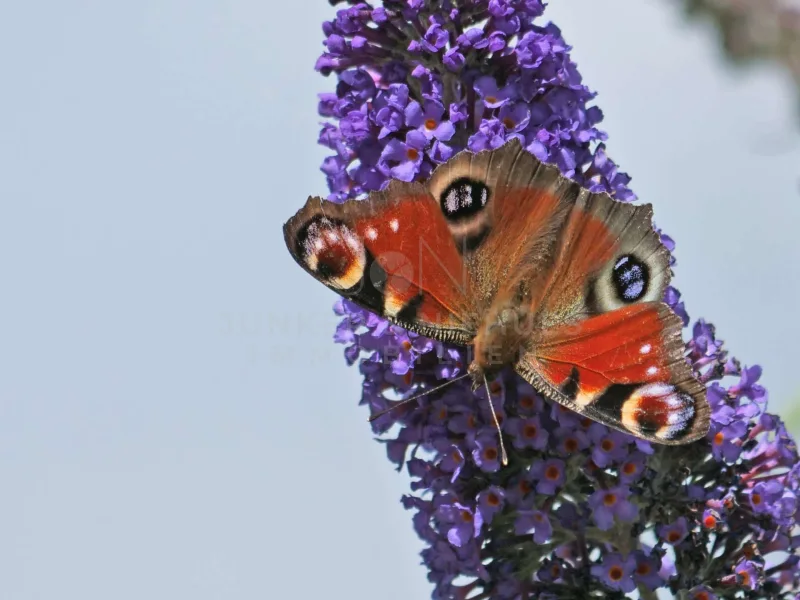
314, 1, 800, 598
317, 0, 633, 202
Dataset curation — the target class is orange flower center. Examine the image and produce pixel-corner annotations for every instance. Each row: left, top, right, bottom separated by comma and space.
519, 480, 532, 494
608, 566, 623, 581
401, 340, 412, 351
551, 565, 561, 577
564, 438, 578, 453
622, 462, 637, 475
452, 450, 463, 463
695, 593, 710, 600
424, 118, 437, 130
603, 493, 617, 506
484, 447, 498, 461
519, 396, 534, 409
534, 512, 544, 522
545, 465, 561, 480
438, 408, 447, 420
502, 117, 515, 129
703, 514, 717, 529
523, 424, 538, 438
636, 563, 650, 576
738, 571, 751, 587
714, 431, 725, 445
485, 95, 498, 104
460, 510, 473, 523
667, 531, 682, 543
486, 493, 500, 507
752, 493, 762, 505
601, 439, 614, 452
406, 148, 419, 161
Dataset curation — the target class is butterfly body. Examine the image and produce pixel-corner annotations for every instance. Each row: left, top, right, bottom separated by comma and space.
284, 139, 710, 445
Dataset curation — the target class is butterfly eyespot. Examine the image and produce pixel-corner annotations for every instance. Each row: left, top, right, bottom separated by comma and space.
619, 383, 697, 441
440, 177, 490, 221
588, 249, 667, 313
611, 254, 649, 303
297, 216, 366, 290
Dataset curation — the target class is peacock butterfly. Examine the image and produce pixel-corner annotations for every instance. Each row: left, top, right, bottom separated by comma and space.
283, 139, 710, 457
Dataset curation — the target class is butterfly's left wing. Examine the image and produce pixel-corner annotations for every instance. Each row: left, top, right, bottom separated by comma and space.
284, 140, 575, 344
283, 181, 476, 344
514, 184, 709, 444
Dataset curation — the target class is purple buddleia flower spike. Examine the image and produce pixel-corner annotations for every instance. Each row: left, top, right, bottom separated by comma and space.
310, 1, 800, 598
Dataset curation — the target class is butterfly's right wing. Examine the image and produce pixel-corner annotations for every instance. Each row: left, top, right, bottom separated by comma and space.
512, 180, 709, 444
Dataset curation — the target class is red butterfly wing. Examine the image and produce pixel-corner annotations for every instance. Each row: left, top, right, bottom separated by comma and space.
499, 167, 709, 444
283, 182, 473, 342
519, 303, 709, 443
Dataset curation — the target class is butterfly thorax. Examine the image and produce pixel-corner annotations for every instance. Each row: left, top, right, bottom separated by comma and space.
470, 302, 536, 387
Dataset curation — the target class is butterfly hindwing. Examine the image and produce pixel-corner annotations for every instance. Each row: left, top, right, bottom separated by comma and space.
531, 187, 672, 325
425, 140, 576, 301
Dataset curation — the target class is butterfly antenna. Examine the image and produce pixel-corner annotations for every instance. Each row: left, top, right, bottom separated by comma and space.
368, 373, 470, 423
484, 374, 508, 466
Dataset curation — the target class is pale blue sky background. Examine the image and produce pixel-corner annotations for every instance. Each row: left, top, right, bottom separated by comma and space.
1, 2, 798, 599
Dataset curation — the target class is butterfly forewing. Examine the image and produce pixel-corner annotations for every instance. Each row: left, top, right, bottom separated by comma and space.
517, 303, 709, 443
283, 184, 474, 343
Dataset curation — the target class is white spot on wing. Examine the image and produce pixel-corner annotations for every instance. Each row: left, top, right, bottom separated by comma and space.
389, 219, 399, 232
365, 226, 378, 241
445, 189, 459, 213
639, 344, 652, 355
646, 366, 658, 376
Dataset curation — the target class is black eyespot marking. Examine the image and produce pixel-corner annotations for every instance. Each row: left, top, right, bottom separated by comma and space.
440, 177, 490, 221
611, 254, 649, 303
296, 216, 363, 282
295, 215, 385, 313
